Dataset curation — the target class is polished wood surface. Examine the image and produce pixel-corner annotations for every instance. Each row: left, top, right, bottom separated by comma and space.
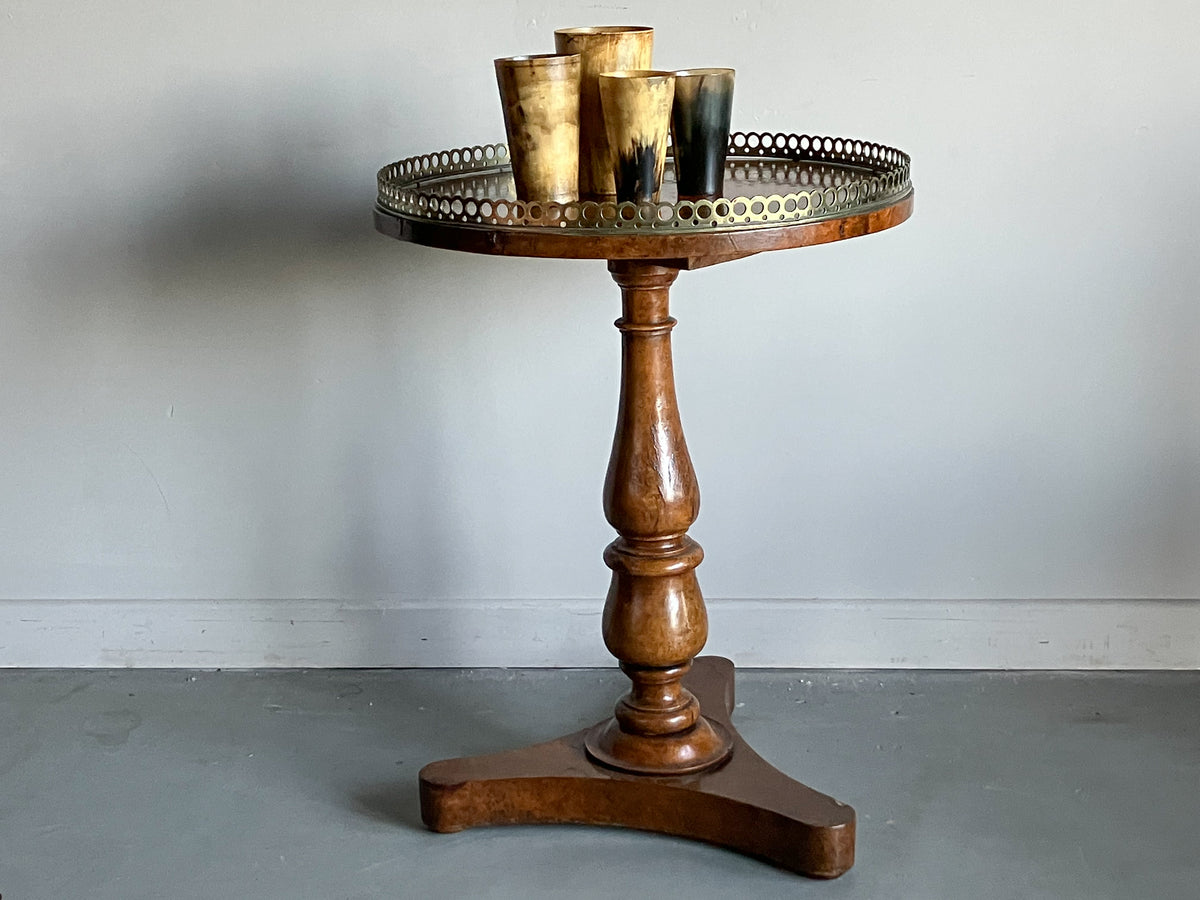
583, 261, 732, 775
374, 189, 913, 269
376, 178, 913, 877
420, 656, 855, 878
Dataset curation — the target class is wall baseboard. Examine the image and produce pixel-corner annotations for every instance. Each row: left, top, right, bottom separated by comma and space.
2, 598, 1197, 669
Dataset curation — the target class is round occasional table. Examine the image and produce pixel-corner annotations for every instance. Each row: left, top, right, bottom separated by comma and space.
374, 132, 913, 878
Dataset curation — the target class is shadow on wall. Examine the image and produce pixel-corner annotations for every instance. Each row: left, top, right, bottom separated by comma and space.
129, 80, 394, 290
15, 69, 494, 603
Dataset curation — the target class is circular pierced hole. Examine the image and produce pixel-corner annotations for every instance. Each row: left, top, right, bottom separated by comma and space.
656, 203, 674, 223
732, 200, 748, 216
451, 198, 464, 215
733, 133, 748, 149
527, 202, 542, 221
767, 199, 781, 213
600, 202, 619, 223
677, 202, 695, 221
714, 200, 731, 217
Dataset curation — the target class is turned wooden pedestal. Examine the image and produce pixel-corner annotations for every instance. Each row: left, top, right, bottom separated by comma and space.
375, 179, 913, 878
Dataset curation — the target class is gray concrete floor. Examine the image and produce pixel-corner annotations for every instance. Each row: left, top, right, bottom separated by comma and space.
1, 667, 1197, 900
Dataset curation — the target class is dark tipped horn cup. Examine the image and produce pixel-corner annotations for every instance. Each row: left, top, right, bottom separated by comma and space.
598, 70, 676, 204
669, 68, 735, 201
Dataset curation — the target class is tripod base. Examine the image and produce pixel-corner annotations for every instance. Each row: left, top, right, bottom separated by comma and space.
419, 657, 855, 878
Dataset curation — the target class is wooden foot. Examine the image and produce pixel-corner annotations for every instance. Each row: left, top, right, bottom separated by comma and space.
419, 656, 855, 878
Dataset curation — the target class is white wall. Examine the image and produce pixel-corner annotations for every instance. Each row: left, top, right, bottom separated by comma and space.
2, 1, 1198, 667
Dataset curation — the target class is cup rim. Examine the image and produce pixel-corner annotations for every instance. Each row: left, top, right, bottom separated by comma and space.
598, 69, 675, 81
672, 68, 735, 78
495, 53, 581, 66
554, 25, 653, 36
